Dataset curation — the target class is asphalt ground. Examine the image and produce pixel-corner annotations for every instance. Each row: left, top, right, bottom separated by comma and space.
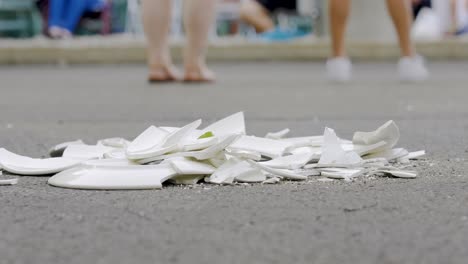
0, 61, 467, 264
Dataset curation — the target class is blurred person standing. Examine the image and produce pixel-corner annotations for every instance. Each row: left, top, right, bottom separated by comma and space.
142, 0, 217, 83
48, 0, 107, 38
412, 0, 468, 35
239, 0, 309, 41
412, 0, 432, 18
239, 0, 297, 33
327, 0, 429, 82
446, 0, 468, 35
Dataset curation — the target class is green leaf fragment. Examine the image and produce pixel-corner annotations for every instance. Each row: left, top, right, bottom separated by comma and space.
198, 131, 214, 139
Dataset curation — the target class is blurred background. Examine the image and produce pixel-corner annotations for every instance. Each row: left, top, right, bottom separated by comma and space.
0, 0, 467, 64
1, 0, 467, 39
1, 0, 316, 39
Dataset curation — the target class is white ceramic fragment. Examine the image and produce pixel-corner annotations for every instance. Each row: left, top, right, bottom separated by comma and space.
163, 119, 202, 148
281, 136, 323, 145
353, 120, 400, 149
208, 152, 228, 168
160, 127, 180, 133
49, 139, 85, 157
0, 148, 83, 175
127, 120, 202, 160
397, 156, 411, 164
138, 134, 240, 163
320, 168, 365, 180
318, 128, 362, 165
282, 137, 338, 153
259, 152, 316, 170
207, 158, 241, 184
262, 177, 280, 184
407, 150, 426, 160
365, 148, 409, 161
351, 141, 388, 156
62, 145, 115, 160
378, 170, 417, 179
360, 158, 389, 167
202, 112, 246, 138
287, 146, 322, 157
103, 149, 127, 159
294, 168, 321, 176
182, 137, 218, 151
225, 149, 262, 161
48, 160, 177, 190
305, 163, 357, 169
235, 166, 266, 183
126, 126, 169, 155
83, 159, 139, 166
207, 158, 264, 184
227, 136, 292, 159
265, 128, 290, 139
166, 157, 215, 175
97, 137, 130, 148
128, 145, 178, 160
0, 178, 18, 185
246, 160, 307, 181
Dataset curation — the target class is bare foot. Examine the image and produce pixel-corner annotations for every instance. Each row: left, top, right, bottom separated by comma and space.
148, 64, 181, 83
183, 65, 216, 83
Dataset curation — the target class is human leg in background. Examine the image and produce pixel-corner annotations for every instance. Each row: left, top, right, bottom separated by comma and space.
239, 0, 274, 33
48, 0, 69, 38
142, 0, 180, 82
386, 0, 415, 57
326, 0, 352, 82
329, 0, 416, 57
329, 0, 350, 57
183, 0, 217, 82
450, 0, 468, 34
327, 0, 428, 82
61, 0, 105, 35
386, 0, 429, 81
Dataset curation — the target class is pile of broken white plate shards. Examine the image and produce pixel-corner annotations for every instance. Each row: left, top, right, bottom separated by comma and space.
0, 112, 425, 190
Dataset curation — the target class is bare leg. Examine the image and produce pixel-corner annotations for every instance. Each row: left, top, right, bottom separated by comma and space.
142, 0, 180, 82
240, 0, 274, 33
386, 0, 415, 57
449, 0, 458, 34
329, 0, 351, 57
183, 0, 217, 82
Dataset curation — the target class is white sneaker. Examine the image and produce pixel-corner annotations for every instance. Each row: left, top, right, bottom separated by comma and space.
326, 57, 352, 83
398, 55, 429, 82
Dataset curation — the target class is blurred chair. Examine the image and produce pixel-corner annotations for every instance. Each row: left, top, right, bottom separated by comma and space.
0, 0, 42, 38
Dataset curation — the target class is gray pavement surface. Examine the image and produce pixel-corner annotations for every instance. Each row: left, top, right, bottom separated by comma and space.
0, 62, 468, 264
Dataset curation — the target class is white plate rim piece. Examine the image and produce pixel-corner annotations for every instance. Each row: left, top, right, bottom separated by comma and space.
48, 161, 178, 190
0, 148, 84, 175
201, 112, 246, 137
